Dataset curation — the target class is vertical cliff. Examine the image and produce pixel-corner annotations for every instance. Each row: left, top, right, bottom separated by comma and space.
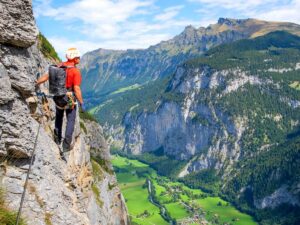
0, 0, 128, 224
123, 66, 244, 171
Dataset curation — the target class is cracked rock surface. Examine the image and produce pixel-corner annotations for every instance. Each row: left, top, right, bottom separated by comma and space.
0, 1, 129, 224
0, 0, 38, 48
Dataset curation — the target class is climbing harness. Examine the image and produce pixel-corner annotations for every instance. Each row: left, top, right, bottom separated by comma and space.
54, 93, 77, 110
35, 91, 77, 110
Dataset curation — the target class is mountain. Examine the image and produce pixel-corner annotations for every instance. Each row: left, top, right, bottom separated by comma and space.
81, 18, 300, 100
121, 31, 300, 159
78, 17, 300, 224
81, 18, 300, 127
92, 31, 300, 224
0, 1, 128, 224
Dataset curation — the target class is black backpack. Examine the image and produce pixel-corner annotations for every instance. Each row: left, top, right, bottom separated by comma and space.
49, 65, 74, 108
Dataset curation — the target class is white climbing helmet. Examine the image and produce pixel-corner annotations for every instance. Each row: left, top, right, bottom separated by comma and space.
66, 47, 81, 60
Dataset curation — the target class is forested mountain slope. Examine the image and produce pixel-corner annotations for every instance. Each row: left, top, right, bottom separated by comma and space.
95, 31, 300, 224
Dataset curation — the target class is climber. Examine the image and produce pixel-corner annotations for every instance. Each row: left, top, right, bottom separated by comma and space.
35, 47, 86, 151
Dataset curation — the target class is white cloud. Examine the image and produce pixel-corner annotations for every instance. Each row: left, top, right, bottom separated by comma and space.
35, 0, 300, 57
50, 32, 172, 59
34, 0, 201, 55
49, 37, 101, 59
189, 0, 283, 11
36, 0, 153, 22
35, 0, 154, 39
191, 0, 300, 28
33, 0, 53, 17
253, 0, 300, 24
154, 5, 184, 21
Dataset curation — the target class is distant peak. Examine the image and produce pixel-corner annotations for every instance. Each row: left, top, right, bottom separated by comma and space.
217, 18, 247, 26
181, 25, 197, 37
184, 25, 196, 31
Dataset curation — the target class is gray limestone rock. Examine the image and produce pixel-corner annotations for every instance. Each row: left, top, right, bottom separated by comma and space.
254, 185, 300, 209
1, 44, 42, 96
122, 65, 245, 170
0, 0, 38, 47
0, 0, 129, 223
0, 63, 15, 104
83, 120, 110, 161
0, 97, 38, 158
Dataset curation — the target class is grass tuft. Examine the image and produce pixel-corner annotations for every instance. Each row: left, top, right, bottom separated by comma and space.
79, 111, 98, 122
44, 212, 53, 225
80, 121, 87, 134
0, 188, 26, 225
92, 183, 104, 208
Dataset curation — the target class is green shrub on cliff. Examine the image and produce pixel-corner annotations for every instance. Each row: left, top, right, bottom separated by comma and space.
38, 33, 60, 62
79, 111, 98, 122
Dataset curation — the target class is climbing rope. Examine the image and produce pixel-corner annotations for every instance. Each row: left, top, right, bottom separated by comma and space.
15, 119, 42, 225
35, 91, 55, 98
16, 81, 47, 225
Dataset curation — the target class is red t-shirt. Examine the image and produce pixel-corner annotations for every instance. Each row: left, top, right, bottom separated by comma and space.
61, 61, 81, 89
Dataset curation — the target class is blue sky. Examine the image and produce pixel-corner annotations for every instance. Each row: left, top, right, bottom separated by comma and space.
33, 0, 300, 58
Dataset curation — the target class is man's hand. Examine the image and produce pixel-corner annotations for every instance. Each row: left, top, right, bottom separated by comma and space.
35, 79, 40, 87
35, 73, 49, 87
80, 103, 86, 112
73, 85, 84, 106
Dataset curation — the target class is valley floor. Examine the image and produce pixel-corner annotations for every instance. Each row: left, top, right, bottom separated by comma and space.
112, 155, 257, 225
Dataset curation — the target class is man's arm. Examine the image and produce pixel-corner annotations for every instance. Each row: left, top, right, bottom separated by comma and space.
73, 85, 83, 105
35, 73, 49, 86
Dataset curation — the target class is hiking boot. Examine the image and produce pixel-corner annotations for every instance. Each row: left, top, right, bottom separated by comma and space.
54, 136, 62, 145
62, 140, 70, 152
54, 129, 62, 145
62, 140, 74, 152
59, 151, 67, 162
57, 145, 67, 162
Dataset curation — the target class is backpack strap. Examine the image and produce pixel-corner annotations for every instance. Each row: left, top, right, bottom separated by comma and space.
56, 62, 75, 69
61, 65, 76, 92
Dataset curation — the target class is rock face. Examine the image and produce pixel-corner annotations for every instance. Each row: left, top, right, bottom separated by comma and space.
254, 185, 300, 209
0, 1, 128, 224
123, 66, 246, 172
0, 0, 38, 47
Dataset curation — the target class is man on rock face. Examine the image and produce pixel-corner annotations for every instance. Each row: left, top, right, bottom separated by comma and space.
36, 48, 86, 151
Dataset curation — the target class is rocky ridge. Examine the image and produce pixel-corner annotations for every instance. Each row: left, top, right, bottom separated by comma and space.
81, 17, 300, 98
0, 1, 128, 224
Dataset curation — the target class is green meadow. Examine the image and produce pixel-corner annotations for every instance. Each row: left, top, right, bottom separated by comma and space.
289, 81, 300, 90
110, 84, 141, 95
165, 202, 190, 220
112, 155, 257, 225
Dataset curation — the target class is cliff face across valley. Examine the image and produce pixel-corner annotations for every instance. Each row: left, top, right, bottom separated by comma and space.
0, 0, 128, 224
